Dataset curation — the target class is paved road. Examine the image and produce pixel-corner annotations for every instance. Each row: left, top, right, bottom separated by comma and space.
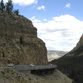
0, 64, 57, 73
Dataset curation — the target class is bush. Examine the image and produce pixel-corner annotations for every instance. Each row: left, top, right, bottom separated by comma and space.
14, 9, 19, 15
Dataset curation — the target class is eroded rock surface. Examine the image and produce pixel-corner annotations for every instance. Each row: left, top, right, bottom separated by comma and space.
0, 13, 48, 65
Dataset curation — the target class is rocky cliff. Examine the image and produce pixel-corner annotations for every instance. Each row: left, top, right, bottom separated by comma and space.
51, 34, 83, 83
0, 12, 48, 65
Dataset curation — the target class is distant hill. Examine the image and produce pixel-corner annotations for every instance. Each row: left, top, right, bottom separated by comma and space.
51, 34, 83, 83
47, 50, 67, 61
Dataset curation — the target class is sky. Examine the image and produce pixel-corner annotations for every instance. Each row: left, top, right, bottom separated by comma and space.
3, 0, 83, 51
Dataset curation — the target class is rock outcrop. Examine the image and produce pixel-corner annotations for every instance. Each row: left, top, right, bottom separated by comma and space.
51, 34, 83, 83
0, 12, 48, 65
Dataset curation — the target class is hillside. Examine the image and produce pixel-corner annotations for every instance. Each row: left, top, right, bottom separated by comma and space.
0, 67, 73, 83
51, 34, 83, 83
0, 12, 48, 65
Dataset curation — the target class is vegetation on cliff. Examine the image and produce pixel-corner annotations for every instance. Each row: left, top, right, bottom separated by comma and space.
0, 0, 19, 15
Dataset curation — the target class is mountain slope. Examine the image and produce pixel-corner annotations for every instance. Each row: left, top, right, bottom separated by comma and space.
0, 12, 48, 65
51, 34, 83, 83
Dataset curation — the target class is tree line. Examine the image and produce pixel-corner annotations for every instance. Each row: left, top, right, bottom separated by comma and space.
0, 0, 19, 15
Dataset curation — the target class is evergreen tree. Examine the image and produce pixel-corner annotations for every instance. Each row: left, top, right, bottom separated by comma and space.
0, 0, 5, 12
6, 0, 13, 13
14, 9, 19, 15
0, 1, 2, 11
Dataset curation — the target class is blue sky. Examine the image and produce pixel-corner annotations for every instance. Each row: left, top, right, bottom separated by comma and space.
4, 0, 83, 51
13, 0, 83, 20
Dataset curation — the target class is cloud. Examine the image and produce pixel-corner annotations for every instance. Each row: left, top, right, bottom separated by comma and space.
37, 5, 45, 11
4, 0, 38, 6
65, 3, 71, 8
30, 15, 83, 51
